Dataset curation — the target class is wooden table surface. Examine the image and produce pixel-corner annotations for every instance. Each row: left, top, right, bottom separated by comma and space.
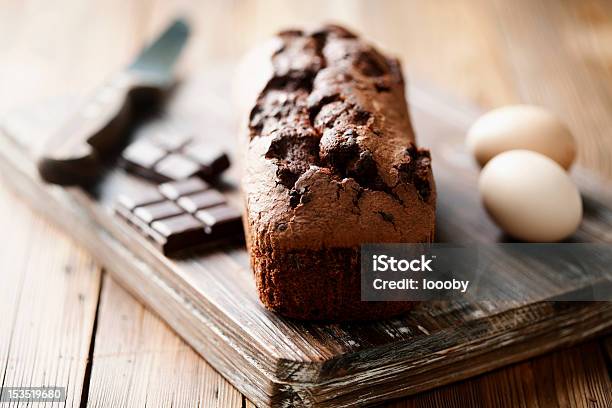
0, 1, 610, 407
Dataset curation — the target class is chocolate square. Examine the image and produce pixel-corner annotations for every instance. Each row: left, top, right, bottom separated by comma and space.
113, 177, 243, 255
177, 190, 226, 213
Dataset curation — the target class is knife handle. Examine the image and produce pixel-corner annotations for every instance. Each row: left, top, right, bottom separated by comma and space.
37, 72, 165, 186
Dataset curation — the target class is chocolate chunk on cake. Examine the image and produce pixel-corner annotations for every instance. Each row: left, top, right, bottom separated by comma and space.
240, 25, 436, 321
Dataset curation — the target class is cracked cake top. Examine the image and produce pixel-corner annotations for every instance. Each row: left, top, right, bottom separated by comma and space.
241, 25, 436, 250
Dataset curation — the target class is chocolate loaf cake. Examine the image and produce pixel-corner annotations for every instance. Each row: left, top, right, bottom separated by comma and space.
240, 25, 436, 321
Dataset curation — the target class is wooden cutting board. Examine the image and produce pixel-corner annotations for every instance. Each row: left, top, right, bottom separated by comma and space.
1, 67, 611, 408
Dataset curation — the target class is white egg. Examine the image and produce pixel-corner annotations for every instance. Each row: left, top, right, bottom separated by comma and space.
479, 150, 582, 242
466, 105, 576, 169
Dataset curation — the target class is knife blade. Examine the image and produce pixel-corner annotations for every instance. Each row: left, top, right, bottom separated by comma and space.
38, 18, 190, 186
129, 19, 190, 84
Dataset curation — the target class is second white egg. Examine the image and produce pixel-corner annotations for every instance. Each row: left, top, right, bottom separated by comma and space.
479, 150, 582, 242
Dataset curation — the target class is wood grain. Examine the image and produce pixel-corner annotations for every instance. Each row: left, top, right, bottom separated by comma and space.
604, 337, 612, 372
86, 274, 243, 408
0, 183, 101, 407
386, 340, 611, 408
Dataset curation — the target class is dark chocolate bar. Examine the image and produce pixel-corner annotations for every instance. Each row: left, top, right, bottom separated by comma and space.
120, 123, 230, 182
114, 177, 243, 254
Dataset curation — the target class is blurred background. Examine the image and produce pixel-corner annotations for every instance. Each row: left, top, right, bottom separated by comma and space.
1, 0, 612, 177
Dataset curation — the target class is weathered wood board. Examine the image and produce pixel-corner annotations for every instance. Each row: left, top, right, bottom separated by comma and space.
0, 68, 611, 408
